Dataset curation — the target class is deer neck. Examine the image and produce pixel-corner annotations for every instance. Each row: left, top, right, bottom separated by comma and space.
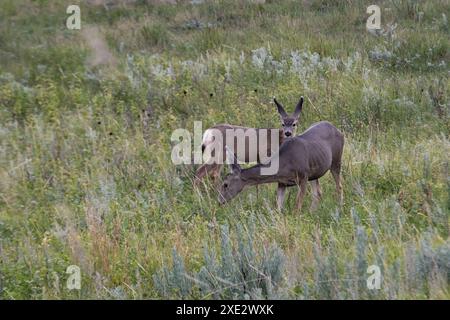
240, 164, 281, 186
239, 130, 285, 186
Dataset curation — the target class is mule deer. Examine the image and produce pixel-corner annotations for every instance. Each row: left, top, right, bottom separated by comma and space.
218, 121, 344, 212
194, 97, 304, 185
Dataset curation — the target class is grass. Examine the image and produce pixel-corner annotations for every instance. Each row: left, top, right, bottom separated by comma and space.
0, 0, 449, 299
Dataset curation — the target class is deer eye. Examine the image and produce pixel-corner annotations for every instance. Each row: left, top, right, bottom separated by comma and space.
293, 123, 296, 127
282, 124, 285, 127
224, 183, 228, 188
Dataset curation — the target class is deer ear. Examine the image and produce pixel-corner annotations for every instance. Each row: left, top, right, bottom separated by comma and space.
293, 96, 304, 118
273, 97, 288, 118
225, 146, 241, 175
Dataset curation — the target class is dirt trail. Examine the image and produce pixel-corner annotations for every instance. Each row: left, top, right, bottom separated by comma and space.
82, 26, 116, 67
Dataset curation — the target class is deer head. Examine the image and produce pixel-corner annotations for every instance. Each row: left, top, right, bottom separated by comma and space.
274, 96, 304, 138
218, 147, 245, 204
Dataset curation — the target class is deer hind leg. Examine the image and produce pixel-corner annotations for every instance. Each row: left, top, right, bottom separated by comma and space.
295, 178, 308, 213
193, 164, 209, 186
277, 183, 287, 212
211, 164, 222, 184
310, 179, 322, 211
194, 163, 220, 186
331, 163, 343, 206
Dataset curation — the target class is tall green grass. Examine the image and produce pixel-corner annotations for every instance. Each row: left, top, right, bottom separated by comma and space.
0, 0, 448, 299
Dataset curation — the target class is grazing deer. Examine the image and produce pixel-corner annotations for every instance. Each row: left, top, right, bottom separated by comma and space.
194, 97, 304, 186
218, 121, 344, 212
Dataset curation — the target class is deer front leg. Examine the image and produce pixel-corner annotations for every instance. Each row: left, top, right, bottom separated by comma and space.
295, 178, 308, 213
310, 179, 322, 211
277, 183, 287, 211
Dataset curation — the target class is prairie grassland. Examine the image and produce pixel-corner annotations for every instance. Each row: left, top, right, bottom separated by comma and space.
0, 0, 449, 299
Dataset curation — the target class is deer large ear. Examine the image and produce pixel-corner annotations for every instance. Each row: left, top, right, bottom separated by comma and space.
273, 97, 288, 118
293, 96, 304, 118
225, 146, 241, 175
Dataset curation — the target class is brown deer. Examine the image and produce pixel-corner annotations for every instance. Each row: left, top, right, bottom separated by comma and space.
218, 121, 344, 212
193, 97, 304, 186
